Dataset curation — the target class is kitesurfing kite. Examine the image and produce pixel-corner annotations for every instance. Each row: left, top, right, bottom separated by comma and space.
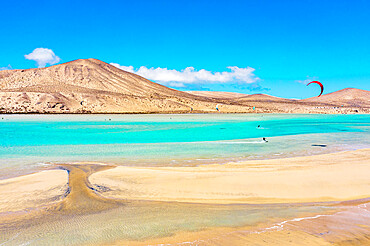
307, 81, 324, 97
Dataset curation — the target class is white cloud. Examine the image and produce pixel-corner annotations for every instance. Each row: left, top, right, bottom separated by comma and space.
111, 63, 259, 86
0, 64, 12, 70
25, 48, 61, 68
167, 82, 186, 87
296, 76, 318, 85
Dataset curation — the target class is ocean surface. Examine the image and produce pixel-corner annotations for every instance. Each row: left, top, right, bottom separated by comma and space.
0, 114, 369, 179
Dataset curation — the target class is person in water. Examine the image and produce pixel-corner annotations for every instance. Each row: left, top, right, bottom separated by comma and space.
258, 125, 260, 128
263, 137, 268, 143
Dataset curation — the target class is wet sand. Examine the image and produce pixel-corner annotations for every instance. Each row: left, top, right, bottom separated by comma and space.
52, 163, 120, 212
0, 150, 369, 245
116, 202, 370, 246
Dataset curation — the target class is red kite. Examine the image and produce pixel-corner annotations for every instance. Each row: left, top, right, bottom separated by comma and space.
307, 81, 324, 97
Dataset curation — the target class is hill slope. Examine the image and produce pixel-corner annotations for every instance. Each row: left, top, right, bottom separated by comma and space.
302, 88, 370, 107
221, 89, 369, 114
0, 59, 368, 114
185, 91, 248, 99
0, 59, 251, 113
0, 59, 195, 98
233, 94, 295, 102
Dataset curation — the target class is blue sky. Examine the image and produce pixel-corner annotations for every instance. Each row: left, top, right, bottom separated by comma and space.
0, 0, 369, 98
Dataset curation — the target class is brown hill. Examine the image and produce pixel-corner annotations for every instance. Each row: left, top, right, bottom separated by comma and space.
222, 90, 369, 114
185, 91, 248, 99
0, 59, 252, 113
301, 88, 370, 107
233, 94, 295, 103
222, 94, 298, 113
0, 59, 368, 114
0, 59, 194, 98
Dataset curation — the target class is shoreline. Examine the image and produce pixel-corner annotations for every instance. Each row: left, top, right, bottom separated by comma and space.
1, 111, 369, 115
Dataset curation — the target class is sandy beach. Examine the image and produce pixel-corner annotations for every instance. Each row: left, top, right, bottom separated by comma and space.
90, 149, 370, 204
0, 170, 68, 213
0, 149, 369, 245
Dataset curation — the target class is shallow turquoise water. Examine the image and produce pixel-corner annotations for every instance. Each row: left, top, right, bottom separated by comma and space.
0, 114, 369, 178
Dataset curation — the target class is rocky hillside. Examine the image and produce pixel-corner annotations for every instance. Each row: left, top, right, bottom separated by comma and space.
0, 59, 251, 113
0, 59, 368, 114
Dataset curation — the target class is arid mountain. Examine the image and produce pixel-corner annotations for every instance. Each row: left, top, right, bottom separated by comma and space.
0, 59, 194, 98
222, 89, 370, 114
0, 59, 251, 113
233, 94, 295, 103
0, 59, 368, 114
302, 88, 370, 107
185, 91, 248, 99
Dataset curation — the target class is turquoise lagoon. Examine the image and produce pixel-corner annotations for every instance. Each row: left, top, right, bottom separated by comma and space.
0, 114, 369, 178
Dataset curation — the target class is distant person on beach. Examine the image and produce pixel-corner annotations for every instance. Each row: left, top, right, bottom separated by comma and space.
263, 137, 268, 143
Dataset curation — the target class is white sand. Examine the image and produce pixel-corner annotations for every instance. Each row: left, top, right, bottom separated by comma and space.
0, 170, 68, 213
90, 149, 370, 204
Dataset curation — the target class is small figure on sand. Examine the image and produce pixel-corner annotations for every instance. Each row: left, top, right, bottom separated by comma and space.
263, 137, 268, 143
216, 104, 219, 111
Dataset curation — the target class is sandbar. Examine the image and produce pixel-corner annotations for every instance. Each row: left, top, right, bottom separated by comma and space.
90, 149, 370, 204
0, 170, 68, 213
